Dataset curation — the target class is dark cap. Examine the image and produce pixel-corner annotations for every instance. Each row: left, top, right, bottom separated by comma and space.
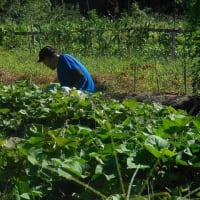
38, 46, 58, 62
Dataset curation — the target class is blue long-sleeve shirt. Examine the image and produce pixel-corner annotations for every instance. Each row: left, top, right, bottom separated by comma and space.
57, 54, 95, 93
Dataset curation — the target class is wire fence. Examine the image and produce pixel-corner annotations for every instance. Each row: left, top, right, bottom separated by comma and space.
14, 26, 189, 59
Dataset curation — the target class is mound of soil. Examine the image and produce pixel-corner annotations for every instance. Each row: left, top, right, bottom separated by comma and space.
109, 92, 200, 116
93, 74, 200, 116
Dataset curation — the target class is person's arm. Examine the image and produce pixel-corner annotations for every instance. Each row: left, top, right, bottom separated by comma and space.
71, 69, 84, 87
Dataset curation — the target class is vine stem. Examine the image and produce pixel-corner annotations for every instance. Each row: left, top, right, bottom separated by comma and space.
184, 187, 200, 198
110, 135, 126, 198
143, 192, 171, 198
35, 162, 108, 200
126, 165, 140, 200
139, 158, 160, 195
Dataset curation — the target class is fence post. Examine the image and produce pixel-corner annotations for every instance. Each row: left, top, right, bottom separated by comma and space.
38, 26, 42, 50
27, 25, 32, 53
183, 45, 187, 94
128, 28, 132, 57
31, 24, 35, 50
171, 31, 176, 59
172, 0, 176, 59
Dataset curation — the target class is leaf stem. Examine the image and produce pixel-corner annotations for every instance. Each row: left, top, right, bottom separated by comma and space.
126, 165, 140, 200
110, 135, 126, 198
184, 187, 200, 198
139, 158, 160, 195
143, 192, 171, 198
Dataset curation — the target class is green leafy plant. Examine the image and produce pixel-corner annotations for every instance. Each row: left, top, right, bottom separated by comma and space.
0, 81, 199, 199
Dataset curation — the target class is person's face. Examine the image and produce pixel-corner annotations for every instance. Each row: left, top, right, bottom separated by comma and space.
43, 56, 57, 70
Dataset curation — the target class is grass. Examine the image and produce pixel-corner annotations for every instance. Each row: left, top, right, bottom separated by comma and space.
0, 47, 128, 74
0, 47, 53, 75
0, 47, 193, 94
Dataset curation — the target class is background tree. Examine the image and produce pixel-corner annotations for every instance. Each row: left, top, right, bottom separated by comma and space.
183, 0, 200, 93
0, 0, 52, 23
19, 0, 52, 24
0, 0, 22, 22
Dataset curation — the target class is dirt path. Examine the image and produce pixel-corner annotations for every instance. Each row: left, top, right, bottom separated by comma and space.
0, 69, 57, 84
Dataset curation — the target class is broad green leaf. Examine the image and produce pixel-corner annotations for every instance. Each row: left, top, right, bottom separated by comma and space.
127, 156, 149, 169
122, 117, 134, 127
127, 195, 146, 200
152, 102, 163, 111
54, 137, 69, 146
78, 126, 93, 135
144, 144, 161, 158
154, 115, 191, 136
193, 162, 200, 167
107, 131, 130, 139
122, 99, 138, 109
20, 193, 30, 200
115, 143, 130, 154
2, 137, 22, 149
189, 145, 200, 163
29, 137, 44, 144
0, 108, 10, 114
41, 159, 49, 168
102, 143, 113, 154
27, 154, 38, 165
30, 124, 46, 135
0, 158, 5, 167
104, 173, 115, 181
57, 168, 72, 179
163, 115, 191, 128
161, 148, 176, 157
19, 109, 28, 115
108, 194, 123, 200
32, 190, 43, 196
176, 152, 188, 166
89, 152, 104, 164
196, 192, 200, 197
176, 159, 188, 166
0, 139, 5, 146
95, 164, 103, 174
183, 147, 193, 156
145, 135, 169, 149
51, 158, 88, 178
25, 147, 43, 165
16, 180, 31, 196
40, 107, 50, 113
3, 119, 11, 126
193, 116, 200, 131
2, 139, 16, 149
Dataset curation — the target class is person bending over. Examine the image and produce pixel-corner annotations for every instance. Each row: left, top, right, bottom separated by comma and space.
38, 46, 95, 93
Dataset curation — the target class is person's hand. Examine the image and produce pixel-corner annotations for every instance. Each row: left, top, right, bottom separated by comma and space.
61, 86, 71, 93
